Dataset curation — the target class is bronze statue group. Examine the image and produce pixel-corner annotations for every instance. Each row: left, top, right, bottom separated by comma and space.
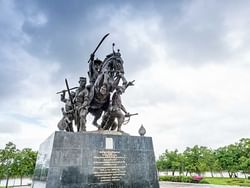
57, 36, 137, 132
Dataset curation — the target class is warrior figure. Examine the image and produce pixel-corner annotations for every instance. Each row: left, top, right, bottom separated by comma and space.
57, 91, 75, 132
88, 54, 103, 86
75, 77, 89, 132
101, 86, 128, 131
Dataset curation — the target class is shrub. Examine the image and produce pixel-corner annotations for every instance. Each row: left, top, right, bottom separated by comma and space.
192, 176, 203, 183
199, 179, 209, 184
159, 176, 193, 183
181, 176, 193, 183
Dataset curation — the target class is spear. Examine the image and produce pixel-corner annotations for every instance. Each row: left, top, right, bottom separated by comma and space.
56, 87, 78, 94
65, 79, 74, 108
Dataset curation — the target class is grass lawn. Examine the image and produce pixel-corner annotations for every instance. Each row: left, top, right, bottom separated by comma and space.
202, 177, 250, 187
160, 175, 250, 187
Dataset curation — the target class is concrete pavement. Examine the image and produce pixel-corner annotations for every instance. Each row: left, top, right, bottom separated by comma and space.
14, 182, 244, 188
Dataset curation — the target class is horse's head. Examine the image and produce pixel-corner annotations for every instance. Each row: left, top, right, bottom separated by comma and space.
93, 45, 127, 94
102, 51, 124, 75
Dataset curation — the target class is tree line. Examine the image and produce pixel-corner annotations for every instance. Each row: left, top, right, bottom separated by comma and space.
157, 138, 250, 179
0, 142, 37, 187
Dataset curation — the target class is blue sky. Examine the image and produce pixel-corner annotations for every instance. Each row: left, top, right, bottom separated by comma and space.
1, 0, 250, 157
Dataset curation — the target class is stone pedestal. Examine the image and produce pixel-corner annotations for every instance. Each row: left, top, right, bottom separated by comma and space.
32, 131, 159, 188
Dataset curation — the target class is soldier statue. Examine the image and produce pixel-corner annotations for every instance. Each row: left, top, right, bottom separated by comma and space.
88, 54, 103, 86
101, 86, 129, 132
74, 77, 89, 132
57, 91, 75, 132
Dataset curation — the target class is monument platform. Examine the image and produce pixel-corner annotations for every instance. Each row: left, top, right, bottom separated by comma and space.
32, 131, 159, 188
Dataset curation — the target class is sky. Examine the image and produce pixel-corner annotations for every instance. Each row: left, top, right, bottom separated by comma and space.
1, 0, 250, 158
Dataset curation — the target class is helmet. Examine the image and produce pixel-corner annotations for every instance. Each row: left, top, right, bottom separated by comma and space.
70, 91, 76, 97
79, 77, 86, 83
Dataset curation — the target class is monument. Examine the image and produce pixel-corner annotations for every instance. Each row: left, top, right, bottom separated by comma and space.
32, 34, 159, 188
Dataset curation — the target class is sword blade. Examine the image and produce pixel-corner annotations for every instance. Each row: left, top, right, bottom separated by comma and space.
93, 33, 110, 54
88, 33, 110, 63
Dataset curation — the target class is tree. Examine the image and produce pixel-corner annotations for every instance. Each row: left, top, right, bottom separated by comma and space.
0, 142, 18, 188
14, 148, 37, 185
156, 157, 168, 172
176, 153, 185, 175
200, 147, 220, 177
157, 149, 184, 176
216, 144, 241, 178
238, 138, 250, 158
157, 138, 250, 178
183, 146, 209, 176
157, 150, 172, 174
239, 156, 250, 178
166, 150, 180, 176
0, 158, 5, 184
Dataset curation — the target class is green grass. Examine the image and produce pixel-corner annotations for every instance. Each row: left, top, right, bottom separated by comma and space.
160, 176, 250, 187
201, 177, 250, 187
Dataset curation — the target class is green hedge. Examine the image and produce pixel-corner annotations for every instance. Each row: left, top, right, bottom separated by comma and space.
159, 176, 193, 183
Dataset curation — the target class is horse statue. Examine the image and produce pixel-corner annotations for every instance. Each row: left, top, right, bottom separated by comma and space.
57, 35, 136, 132
87, 44, 129, 128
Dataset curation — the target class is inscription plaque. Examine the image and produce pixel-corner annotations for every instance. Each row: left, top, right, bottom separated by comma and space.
93, 150, 126, 182
105, 137, 113, 149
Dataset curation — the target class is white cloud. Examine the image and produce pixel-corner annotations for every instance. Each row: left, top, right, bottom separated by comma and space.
27, 13, 48, 27
1, 0, 250, 159
0, 118, 51, 151
122, 46, 250, 156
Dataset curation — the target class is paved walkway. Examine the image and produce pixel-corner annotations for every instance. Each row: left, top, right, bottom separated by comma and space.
12, 182, 244, 188
160, 182, 244, 188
